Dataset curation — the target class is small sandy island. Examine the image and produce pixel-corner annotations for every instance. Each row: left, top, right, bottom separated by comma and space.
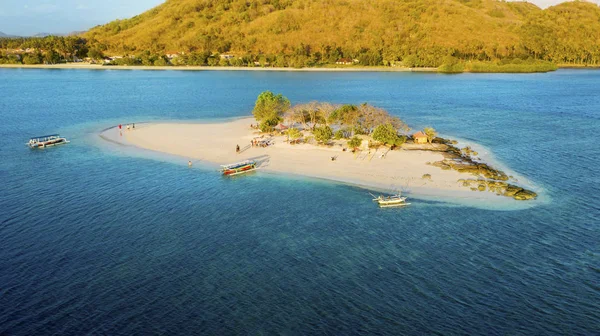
100, 118, 539, 206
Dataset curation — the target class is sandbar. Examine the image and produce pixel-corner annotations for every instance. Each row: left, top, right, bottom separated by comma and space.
99, 118, 539, 207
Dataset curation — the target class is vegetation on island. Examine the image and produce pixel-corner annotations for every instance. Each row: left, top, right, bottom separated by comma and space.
251, 91, 408, 149
1, 0, 600, 72
251, 90, 537, 200
423, 127, 437, 144
252, 91, 291, 132
372, 123, 406, 147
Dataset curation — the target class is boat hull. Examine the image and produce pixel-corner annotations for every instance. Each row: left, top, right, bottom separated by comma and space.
224, 167, 257, 176
379, 202, 411, 208
372, 195, 409, 208
28, 139, 69, 148
222, 163, 257, 176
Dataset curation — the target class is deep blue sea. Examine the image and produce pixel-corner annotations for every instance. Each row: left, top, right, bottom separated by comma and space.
0, 69, 598, 335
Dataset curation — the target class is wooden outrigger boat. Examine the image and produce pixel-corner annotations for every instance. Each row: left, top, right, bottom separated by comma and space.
371, 191, 410, 208
27, 134, 70, 148
221, 160, 257, 176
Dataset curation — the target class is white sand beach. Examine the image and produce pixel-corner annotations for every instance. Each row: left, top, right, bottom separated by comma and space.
107, 118, 518, 201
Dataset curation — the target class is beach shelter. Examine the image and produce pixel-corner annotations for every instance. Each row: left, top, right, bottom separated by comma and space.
274, 124, 289, 131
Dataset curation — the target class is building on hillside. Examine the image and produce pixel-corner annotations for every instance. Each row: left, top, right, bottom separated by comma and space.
336, 58, 353, 65
220, 54, 235, 60
413, 131, 428, 144
165, 52, 181, 59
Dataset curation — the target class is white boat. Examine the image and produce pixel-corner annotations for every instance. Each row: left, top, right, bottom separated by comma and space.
371, 192, 410, 207
27, 134, 70, 148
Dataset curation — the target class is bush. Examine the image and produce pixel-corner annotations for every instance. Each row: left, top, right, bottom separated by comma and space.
372, 123, 400, 145
154, 57, 168, 66
334, 130, 345, 140
348, 136, 362, 149
438, 56, 465, 73
402, 55, 419, 67
424, 127, 436, 143
286, 128, 302, 140
22, 53, 42, 64
394, 135, 407, 147
465, 60, 557, 73
259, 119, 278, 133
313, 125, 333, 143
88, 48, 104, 61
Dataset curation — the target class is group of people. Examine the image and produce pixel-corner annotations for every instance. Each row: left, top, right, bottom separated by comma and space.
118, 123, 136, 131
251, 138, 272, 148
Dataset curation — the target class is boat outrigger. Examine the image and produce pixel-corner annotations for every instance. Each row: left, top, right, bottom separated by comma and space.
221, 160, 257, 176
371, 191, 410, 208
27, 134, 70, 148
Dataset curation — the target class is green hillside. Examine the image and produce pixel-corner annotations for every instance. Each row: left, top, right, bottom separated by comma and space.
85, 0, 540, 65
2, 0, 599, 69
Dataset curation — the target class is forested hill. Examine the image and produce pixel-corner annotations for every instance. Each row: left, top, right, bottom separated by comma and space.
83, 0, 600, 66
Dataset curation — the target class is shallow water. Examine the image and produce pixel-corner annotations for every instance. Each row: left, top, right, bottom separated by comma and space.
0, 69, 598, 335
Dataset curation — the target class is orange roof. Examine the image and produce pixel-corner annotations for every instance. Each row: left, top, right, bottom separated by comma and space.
413, 131, 427, 138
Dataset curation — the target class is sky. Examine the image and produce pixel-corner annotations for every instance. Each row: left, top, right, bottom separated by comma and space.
0, 0, 598, 36
0, 0, 165, 36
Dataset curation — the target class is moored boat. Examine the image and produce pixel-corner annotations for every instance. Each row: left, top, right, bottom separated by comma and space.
371, 192, 410, 207
27, 134, 70, 148
221, 160, 257, 176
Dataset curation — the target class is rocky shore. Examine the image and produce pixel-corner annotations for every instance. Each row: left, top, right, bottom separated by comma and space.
404, 138, 537, 201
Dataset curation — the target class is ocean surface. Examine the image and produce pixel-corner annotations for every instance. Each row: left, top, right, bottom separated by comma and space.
0, 68, 598, 335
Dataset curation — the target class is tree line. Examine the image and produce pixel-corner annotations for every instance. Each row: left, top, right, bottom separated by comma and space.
252, 91, 436, 150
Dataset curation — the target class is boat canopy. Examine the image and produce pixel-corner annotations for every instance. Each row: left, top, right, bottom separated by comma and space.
221, 160, 256, 169
30, 134, 60, 140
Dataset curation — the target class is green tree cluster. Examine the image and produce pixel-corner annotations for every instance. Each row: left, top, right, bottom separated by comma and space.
424, 127, 437, 144
372, 123, 406, 146
286, 128, 302, 141
313, 126, 333, 143
348, 136, 362, 149
252, 91, 291, 131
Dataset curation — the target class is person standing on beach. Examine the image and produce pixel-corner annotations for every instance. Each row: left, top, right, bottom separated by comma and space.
236, 145, 240, 153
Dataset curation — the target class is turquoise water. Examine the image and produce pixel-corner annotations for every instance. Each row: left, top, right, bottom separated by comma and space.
0, 69, 598, 335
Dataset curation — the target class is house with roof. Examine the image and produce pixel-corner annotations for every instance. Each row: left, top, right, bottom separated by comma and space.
165, 52, 182, 60
336, 58, 353, 65
413, 131, 428, 144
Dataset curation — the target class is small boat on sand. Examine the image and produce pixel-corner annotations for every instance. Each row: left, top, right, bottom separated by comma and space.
221, 160, 257, 176
27, 134, 70, 148
371, 191, 410, 208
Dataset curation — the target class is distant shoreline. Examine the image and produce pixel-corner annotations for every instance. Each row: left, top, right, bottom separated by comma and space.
1, 63, 593, 73
0, 63, 438, 72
